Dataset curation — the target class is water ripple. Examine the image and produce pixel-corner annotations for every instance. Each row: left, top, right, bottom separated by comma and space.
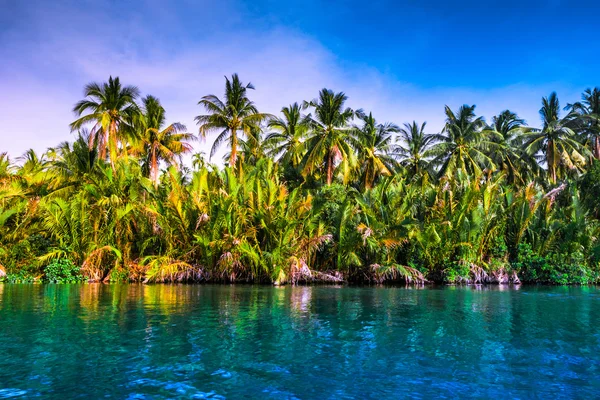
1, 284, 600, 398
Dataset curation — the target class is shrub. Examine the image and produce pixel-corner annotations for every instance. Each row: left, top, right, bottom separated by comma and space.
513, 244, 599, 284
443, 261, 471, 283
44, 259, 85, 283
107, 266, 130, 283
3, 270, 36, 283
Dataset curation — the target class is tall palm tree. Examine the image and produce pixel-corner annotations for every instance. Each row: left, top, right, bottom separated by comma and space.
485, 110, 539, 184
352, 113, 398, 189
302, 89, 359, 185
265, 103, 309, 168
523, 92, 587, 184
135, 95, 194, 187
566, 87, 600, 159
70, 76, 140, 170
395, 121, 437, 177
195, 74, 270, 168
429, 105, 494, 181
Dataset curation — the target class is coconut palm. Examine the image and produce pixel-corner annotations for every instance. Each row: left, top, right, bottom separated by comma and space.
302, 89, 360, 185
352, 113, 398, 189
491, 110, 525, 136
395, 121, 437, 177
135, 95, 194, 187
265, 103, 309, 168
484, 110, 539, 184
566, 87, 600, 159
15, 149, 48, 193
17, 149, 46, 177
222, 124, 268, 169
523, 92, 588, 184
70, 76, 140, 170
429, 105, 495, 181
46, 130, 101, 194
0, 153, 11, 183
195, 74, 270, 168
191, 152, 207, 170
240, 125, 268, 165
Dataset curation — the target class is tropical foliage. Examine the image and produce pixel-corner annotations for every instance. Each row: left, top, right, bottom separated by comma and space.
2, 75, 600, 284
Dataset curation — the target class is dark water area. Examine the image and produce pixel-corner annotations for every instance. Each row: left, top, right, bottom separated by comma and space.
0, 284, 599, 399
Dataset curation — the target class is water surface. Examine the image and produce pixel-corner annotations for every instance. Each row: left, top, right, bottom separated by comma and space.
1, 284, 599, 399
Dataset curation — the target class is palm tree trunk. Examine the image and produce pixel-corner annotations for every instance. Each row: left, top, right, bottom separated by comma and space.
365, 162, 373, 190
98, 129, 108, 160
230, 129, 237, 168
151, 147, 158, 188
88, 129, 99, 156
109, 120, 117, 171
595, 136, 600, 160
326, 151, 333, 185
548, 139, 556, 184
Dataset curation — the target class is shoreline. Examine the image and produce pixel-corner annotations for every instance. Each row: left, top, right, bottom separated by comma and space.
0, 280, 593, 287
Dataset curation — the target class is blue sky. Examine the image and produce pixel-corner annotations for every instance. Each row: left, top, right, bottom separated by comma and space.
1, 0, 600, 161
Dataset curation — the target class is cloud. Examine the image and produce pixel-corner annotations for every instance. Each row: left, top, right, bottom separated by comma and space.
0, 0, 587, 164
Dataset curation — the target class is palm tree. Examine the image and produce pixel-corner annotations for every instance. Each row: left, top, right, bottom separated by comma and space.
16, 149, 48, 192
395, 121, 437, 177
265, 103, 309, 168
302, 89, 359, 185
429, 105, 494, 181
46, 130, 100, 194
352, 112, 398, 189
70, 76, 140, 170
523, 92, 587, 184
566, 87, 600, 159
17, 149, 46, 176
229, 125, 267, 166
491, 110, 525, 136
485, 110, 539, 184
192, 152, 207, 170
195, 74, 270, 168
0, 153, 11, 183
135, 95, 194, 187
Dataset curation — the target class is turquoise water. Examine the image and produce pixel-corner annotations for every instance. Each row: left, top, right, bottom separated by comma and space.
0, 285, 599, 399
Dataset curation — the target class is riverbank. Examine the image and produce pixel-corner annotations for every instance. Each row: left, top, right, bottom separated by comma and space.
1, 262, 594, 285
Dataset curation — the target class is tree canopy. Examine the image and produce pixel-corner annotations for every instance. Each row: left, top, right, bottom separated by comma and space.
2, 76, 600, 285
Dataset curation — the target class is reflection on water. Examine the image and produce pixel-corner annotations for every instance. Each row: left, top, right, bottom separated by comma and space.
1, 284, 600, 399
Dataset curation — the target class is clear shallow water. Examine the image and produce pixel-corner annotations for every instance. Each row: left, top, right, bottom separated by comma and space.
0, 285, 599, 399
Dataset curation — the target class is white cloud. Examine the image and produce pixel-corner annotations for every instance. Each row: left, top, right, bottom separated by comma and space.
0, 1, 587, 164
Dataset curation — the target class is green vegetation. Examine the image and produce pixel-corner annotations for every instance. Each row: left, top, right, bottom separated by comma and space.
44, 259, 85, 284
1, 74, 600, 284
